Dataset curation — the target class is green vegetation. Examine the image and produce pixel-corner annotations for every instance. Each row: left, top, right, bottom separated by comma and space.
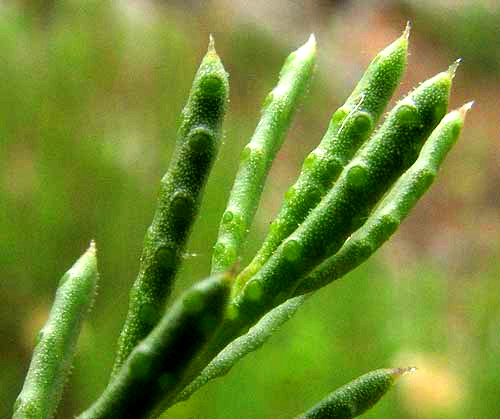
13, 244, 98, 419
297, 368, 415, 419
3, 2, 495, 419
112, 38, 229, 376
79, 273, 232, 419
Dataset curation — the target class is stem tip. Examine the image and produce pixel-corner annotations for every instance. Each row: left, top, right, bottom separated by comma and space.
447, 58, 462, 78
459, 100, 474, 117
208, 34, 216, 53
88, 240, 97, 255
402, 21, 411, 40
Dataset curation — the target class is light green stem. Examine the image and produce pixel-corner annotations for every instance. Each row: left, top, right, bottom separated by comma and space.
295, 102, 471, 295
296, 367, 414, 418
236, 24, 410, 291
13, 242, 99, 419
211, 34, 316, 274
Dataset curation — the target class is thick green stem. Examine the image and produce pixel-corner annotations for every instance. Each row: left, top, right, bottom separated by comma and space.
295, 102, 471, 295
112, 38, 229, 375
78, 273, 232, 419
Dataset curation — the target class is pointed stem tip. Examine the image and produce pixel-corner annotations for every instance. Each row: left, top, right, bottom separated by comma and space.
392, 366, 417, 380
295, 33, 317, 60
447, 58, 462, 78
88, 239, 97, 255
402, 21, 411, 40
459, 101, 474, 118
208, 34, 216, 53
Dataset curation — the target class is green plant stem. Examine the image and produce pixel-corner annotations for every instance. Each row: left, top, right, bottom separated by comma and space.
161, 62, 458, 412
232, 64, 455, 326
175, 294, 308, 403
13, 242, 99, 419
78, 273, 232, 419
236, 24, 410, 291
211, 34, 316, 274
296, 368, 414, 418
295, 102, 471, 295
111, 37, 229, 376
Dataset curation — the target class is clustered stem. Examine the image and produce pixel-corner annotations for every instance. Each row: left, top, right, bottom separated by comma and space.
14, 27, 471, 419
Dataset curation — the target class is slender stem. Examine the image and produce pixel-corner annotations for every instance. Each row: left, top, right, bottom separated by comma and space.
211, 34, 316, 274
78, 273, 232, 419
13, 242, 99, 419
296, 367, 415, 418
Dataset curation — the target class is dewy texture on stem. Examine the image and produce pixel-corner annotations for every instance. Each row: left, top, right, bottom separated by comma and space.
162, 61, 460, 412
295, 102, 471, 295
13, 242, 99, 419
232, 64, 455, 326
296, 368, 414, 419
78, 273, 232, 419
111, 38, 229, 375
236, 25, 410, 290
211, 34, 316, 274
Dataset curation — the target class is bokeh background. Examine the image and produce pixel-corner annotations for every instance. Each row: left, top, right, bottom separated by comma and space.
1, 0, 499, 418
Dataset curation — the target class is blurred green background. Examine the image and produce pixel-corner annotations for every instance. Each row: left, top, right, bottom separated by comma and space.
1, 0, 498, 418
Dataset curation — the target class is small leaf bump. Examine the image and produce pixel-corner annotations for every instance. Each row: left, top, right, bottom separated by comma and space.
245, 280, 264, 302
346, 164, 369, 189
283, 239, 302, 263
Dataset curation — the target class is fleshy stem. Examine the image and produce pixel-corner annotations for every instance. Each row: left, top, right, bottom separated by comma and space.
236, 24, 410, 292
231, 65, 454, 327
296, 367, 415, 418
160, 63, 457, 414
77, 273, 232, 419
295, 102, 472, 295
13, 242, 99, 419
211, 34, 316, 274
111, 38, 229, 376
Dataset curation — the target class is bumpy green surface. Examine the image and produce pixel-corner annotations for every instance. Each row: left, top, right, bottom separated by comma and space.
211, 35, 316, 274
161, 60, 463, 414
236, 26, 409, 291
13, 243, 99, 419
112, 39, 229, 375
175, 294, 308, 404
295, 102, 470, 295
297, 368, 411, 418
77, 273, 231, 419
232, 65, 454, 326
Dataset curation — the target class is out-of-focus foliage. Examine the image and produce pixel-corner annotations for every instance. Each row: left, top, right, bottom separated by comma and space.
1, 1, 498, 418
